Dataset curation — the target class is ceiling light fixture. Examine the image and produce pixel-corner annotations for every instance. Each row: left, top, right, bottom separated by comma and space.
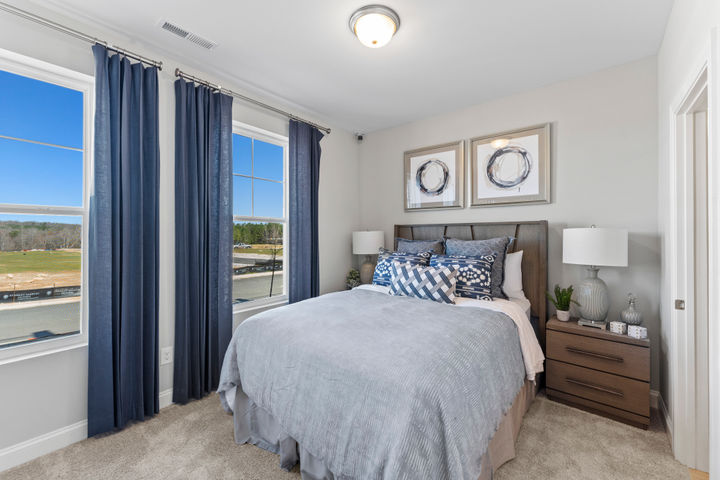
349, 5, 400, 48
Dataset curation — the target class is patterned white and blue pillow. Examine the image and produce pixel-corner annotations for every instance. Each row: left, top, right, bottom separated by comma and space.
430, 254, 496, 301
444, 237, 512, 298
389, 262, 457, 304
396, 238, 445, 254
372, 249, 432, 286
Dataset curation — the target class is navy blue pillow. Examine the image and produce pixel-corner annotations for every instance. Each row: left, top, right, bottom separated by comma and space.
444, 237, 513, 298
430, 253, 496, 301
372, 248, 432, 286
396, 238, 444, 254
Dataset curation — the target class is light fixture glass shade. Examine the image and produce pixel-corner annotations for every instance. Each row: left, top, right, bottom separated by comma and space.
352, 230, 384, 254
349, 5, 400, 48
563, 228, 628, 267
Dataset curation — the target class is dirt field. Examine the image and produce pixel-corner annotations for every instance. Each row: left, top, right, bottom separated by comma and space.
0, 249, 81, 290
0, 271, 80, 290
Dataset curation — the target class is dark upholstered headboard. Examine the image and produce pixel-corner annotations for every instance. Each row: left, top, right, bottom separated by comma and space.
394, 221, 548, 349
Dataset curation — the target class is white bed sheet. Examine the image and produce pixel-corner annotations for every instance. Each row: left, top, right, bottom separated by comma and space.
508, 296, 532, 320
354, 284, 544, 381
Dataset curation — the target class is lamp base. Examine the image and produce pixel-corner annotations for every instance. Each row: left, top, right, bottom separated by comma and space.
578, 318, 607, 329
359, 256, 375, 284
576, 267, 610, 323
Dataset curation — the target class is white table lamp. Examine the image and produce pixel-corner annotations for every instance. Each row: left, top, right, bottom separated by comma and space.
353, 230, 384, 284
563, 227, 628, 328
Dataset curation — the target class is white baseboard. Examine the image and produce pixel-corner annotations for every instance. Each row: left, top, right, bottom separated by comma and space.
1, 389, 174, 473
651, 391, 674, 449
0, 420, 87, 473
650, 389, 659, 410
159, 388, 173, 409
658, 392, 673, 447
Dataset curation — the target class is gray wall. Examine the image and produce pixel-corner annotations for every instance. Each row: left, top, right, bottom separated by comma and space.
0, 3, 359, 451
358, 57, 661, 390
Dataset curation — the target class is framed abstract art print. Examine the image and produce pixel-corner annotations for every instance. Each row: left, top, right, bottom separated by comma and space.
404, 140, 464, 211
470, 124, 550, 206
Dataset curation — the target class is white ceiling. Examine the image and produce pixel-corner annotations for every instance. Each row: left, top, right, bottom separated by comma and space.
32, 0, 672, 133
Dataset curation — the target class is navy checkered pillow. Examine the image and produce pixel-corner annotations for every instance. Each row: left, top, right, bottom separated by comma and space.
430, 254, 496, 301
389, 262, 457, 304
372, 248, 432, 286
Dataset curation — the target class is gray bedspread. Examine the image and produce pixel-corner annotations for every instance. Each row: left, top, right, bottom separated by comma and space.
218, 288, 525, 480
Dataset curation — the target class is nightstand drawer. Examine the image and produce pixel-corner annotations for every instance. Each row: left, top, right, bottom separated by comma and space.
546, 360, 650, 417
547, 330, 649, 381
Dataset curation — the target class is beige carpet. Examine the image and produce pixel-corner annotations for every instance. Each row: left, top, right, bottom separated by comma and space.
2, 394, 689, 480
494, 397, 687, 480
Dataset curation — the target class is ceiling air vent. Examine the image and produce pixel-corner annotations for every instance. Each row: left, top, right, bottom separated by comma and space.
160, 20, 217, 50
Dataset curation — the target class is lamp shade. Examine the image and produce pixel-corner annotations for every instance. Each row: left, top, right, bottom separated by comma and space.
352, 230, 384, 255
563, 228, 628, 267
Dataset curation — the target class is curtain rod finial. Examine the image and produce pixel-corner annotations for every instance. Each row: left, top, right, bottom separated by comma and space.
174, 68, 180, 77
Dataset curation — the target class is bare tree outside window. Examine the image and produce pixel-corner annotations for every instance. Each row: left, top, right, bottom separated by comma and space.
264, 223, 283, 297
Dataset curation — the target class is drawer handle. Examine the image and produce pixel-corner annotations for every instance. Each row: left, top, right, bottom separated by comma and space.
566, 377, 624, 397
566, 346, 624, 363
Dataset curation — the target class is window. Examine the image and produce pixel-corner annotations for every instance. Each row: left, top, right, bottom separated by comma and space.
232, 123, 288, 307
0, 49, 92, 360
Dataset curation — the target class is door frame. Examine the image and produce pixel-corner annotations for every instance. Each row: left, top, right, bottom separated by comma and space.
668, 29, 719, 475
708, 28, 720, 480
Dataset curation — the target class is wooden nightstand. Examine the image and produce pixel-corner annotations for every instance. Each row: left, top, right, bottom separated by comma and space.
546, 317, 650, 429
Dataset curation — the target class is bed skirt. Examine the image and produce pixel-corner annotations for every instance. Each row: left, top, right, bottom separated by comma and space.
224, 379, 536, 480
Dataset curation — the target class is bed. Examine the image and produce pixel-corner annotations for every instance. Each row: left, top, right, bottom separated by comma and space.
218, 221, 548, 480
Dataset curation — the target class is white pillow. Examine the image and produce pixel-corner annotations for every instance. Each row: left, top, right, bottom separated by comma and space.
502, 250, 526, 300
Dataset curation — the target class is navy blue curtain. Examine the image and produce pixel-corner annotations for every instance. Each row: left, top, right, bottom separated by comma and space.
88, 45, 159, 437
173, 79, 233, 404
288, 120, 324, 304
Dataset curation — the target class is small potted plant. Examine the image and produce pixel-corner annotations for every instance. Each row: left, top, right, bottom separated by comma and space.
546, 284, 580, 321
346, 268, 361, 290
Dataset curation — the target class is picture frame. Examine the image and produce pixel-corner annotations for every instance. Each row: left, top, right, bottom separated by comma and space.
470, 124, 550, 207
404, 140, 464, 211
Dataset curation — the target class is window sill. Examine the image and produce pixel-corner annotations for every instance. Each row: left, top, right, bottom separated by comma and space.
233, 295, 288, 315
0, 334, 87, 367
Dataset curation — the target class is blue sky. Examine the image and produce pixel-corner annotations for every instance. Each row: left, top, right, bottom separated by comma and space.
0, 70, 83, 148
0, 67, 284, 224
232, 134, 284, 219
0, 69, 83, 213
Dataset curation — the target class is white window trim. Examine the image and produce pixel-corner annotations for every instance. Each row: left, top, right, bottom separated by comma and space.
0, 48, 94, 365
232, 122, 289, 314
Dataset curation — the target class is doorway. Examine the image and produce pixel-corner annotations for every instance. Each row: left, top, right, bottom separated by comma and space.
671, 67, 709, 473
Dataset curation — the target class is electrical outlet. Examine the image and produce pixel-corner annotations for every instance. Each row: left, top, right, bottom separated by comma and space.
161, 347, 173, 365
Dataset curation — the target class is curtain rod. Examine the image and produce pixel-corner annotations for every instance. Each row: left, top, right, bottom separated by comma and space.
0, 2, 163, 70
175, 68, 331, 134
